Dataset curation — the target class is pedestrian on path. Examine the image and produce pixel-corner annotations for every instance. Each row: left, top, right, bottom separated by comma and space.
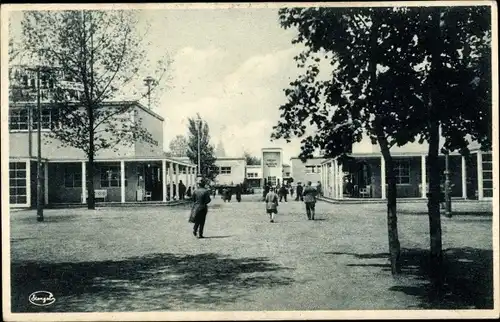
303, 181, 317, 220
295, 182, 304, 201
265, 187, 279, 223
188, 180, 212, 238
278, 185, 288, 202
236, 184, 242, 202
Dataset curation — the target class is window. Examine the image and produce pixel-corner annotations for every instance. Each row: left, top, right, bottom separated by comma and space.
220, 166, 231, 174
9, 162, 27, 204
64, 165, 82, 188
267, 176, 277, 186
32, 107, 53, 130
482, 153, 493, 198
9, 109, 29, 130
285, 172, 291, 177
100, 166, 121, 188
247, 172, 258, 178
392, 160, 411, 184
305, 165, 316, 174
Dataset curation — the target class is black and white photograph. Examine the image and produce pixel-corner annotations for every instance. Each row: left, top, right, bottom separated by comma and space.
1, 2, 498, 321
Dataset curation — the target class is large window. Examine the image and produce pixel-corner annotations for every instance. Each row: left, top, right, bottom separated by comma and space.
393, 160, 411, 184
220, 166, 231, 174
100, 166, 121, 188
482, 153, 493, 198
9, 162, 27, 204
9, 109, 29, 130
9, 107, 58, 131
64, 165, 82, 188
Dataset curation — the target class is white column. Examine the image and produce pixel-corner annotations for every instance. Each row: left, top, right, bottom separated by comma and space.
26, 160, 31, 208
186, 167, 190, 193
120, 160, 125, 203
381, 156, 386, 199
421, 155, 427, 198
461, 156, 467, 199
333, 159, 338, 199
81, 161, 86, 204
44, 162, 49, 205
477, 152, 483, 200
169, 162, 174, 200
337, 161, 343, 199
162, 159, 167, 202
175, 163, 180, 199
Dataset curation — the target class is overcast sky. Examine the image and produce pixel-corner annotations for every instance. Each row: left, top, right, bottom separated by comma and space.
9, 7, 312, 161
136, 8, 305, 161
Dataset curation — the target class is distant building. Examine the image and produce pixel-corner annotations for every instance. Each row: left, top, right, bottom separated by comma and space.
290, 157, 325, 186
246, 164, 262, 188
214, 157, 246, 186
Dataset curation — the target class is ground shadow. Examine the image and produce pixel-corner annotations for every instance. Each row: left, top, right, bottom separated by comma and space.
11, 253, 294, 312
200, 236, 232, 239
398, 210, 492, 217
324, 247, 493, 309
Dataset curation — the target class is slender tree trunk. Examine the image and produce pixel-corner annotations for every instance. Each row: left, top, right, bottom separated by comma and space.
427, 117, 443, 286
379, 138, 401, 275
427, 9, 444, 287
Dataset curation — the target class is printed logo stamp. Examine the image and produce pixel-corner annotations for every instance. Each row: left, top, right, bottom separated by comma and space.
29, 291, 56, 306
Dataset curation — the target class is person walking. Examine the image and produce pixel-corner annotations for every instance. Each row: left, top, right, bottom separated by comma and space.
265, 187, 279, 223
263, 183, 270, 201
235, 184, 242, 202
295, 182, 304, 201
290, 185, 294, 198
303, 181, 318, 220
189, 180, 212, 238
278, 185, 288, 202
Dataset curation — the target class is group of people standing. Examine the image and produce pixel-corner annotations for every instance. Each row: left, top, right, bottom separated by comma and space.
188, 180, 321, 238
220, 184, 242, 203
264, 181, 319, 223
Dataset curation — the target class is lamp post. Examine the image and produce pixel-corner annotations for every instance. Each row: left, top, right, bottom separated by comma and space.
143, 76, 155, 109
197, 119, 202, 177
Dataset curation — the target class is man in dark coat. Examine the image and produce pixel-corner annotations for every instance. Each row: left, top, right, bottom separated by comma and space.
189, 180, 212, 238
295, 183, 304, 201
278, 185, 288, 202
235, 184, 242, 202
303, 181, 318, 220
263, 184, 271, 201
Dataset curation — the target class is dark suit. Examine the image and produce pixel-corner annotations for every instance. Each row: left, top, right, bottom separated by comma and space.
191, 187, 212, 237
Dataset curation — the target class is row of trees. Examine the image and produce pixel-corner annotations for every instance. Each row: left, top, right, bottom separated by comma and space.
12, 10, 170, 209
272, 6, 491, 278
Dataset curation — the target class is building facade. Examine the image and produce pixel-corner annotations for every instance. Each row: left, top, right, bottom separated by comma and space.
262, 148, 284, 187
289, 157, 324, 187
213, 157, 247, 186
8, 66, 197, 208
317, 135, 493, 201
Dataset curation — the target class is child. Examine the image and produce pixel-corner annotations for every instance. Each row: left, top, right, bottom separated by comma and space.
265, 187, 279, 223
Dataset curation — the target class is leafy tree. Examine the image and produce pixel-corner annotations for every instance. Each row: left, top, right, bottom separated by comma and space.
17, 10, 170, 209
186, 114, 219, 183
272, 6, 491, 276
169, 135, 189, 157
243, 151, 261, 165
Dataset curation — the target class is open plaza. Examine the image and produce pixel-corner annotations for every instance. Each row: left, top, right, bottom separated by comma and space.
9, 196, 494, 312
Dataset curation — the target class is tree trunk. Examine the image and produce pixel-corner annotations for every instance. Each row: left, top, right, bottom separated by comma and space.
379, 144, 401, 275
427, 8, 444, 287
87, 105, 96, 210
427, 116, 443, 286
87, 146, 96, 210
